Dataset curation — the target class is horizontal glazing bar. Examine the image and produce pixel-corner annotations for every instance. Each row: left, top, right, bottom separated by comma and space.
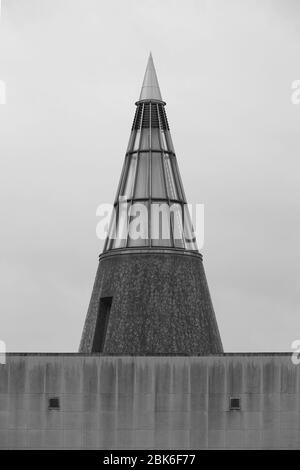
126, 149, 176, 157
113, 197, 187, 206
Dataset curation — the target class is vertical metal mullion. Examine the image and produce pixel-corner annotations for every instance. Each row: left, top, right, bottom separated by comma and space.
126, 103, 145, 248
167, 155, 186, 248
111, 115, 139, 250
181, 201, 186, 249
148, 102, 152, 247
115, 117, 139, 205
104, 202, 119, 252
172, 156, 187, 203
114, 157, 127, 205
103, 207, 113, 252
105, 143, 131, 250
157, 104, 174, 247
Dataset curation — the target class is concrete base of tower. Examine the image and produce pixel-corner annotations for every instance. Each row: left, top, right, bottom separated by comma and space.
79, 249, 223, 355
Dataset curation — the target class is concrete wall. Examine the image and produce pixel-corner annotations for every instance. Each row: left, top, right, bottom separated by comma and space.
0, 354, 299, 449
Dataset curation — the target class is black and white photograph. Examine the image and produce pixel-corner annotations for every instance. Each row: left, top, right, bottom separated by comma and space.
0, 0, 300, 456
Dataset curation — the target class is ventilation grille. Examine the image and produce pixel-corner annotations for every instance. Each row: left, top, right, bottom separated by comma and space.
48, 397, 60, 410
158, 104, 169, 130
229, 397, 241, 410
132, 105, 143, 130
132, 103, 170, 130
142, 103, 150, 128
151, 104, 159, 128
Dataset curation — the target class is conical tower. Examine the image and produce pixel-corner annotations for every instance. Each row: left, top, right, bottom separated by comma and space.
79, 54, 223, 355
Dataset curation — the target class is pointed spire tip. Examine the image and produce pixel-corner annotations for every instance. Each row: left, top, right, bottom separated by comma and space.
139, 53, 163, 101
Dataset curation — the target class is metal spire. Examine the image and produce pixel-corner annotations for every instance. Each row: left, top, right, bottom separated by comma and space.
139, 53, 163, 101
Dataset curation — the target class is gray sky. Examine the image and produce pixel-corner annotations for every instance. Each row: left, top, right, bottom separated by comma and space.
0, 0, 299, 352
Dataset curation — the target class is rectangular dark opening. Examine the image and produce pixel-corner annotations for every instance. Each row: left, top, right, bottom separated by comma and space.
229, 397, 241, 410
92, 296, 113, 353
48, 397, 60, 410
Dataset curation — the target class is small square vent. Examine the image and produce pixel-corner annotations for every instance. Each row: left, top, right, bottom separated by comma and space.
48, 397, 60, 410
229, 397, 241, 410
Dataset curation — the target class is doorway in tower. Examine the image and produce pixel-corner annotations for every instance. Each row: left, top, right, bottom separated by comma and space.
92, 297, 113, 353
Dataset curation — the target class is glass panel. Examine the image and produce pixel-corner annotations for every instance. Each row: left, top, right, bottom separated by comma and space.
127, 127, 142, 151
126, 131, 135, 152
134, 154, 149, 198
140, 129, 150, 149
106, 206, 117, 251
151, 128, 161, 150
170, 203, 185, 248
164, 130, 175, 153
170, 157, 185, 201
151, 154, 166, 198
113, 202, 129, 249
122, 154, 138, 199
133, 129, 141, 151
163, 154, 178, 200
183, 204, 198, 251
151, 202, 172, 247
128, 201, 149, 247
160, 131, 168, 150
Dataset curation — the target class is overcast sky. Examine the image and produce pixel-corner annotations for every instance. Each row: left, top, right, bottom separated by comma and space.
0, 0, 299, 352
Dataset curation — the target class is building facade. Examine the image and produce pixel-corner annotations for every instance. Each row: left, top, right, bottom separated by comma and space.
0, 353, 299, 449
